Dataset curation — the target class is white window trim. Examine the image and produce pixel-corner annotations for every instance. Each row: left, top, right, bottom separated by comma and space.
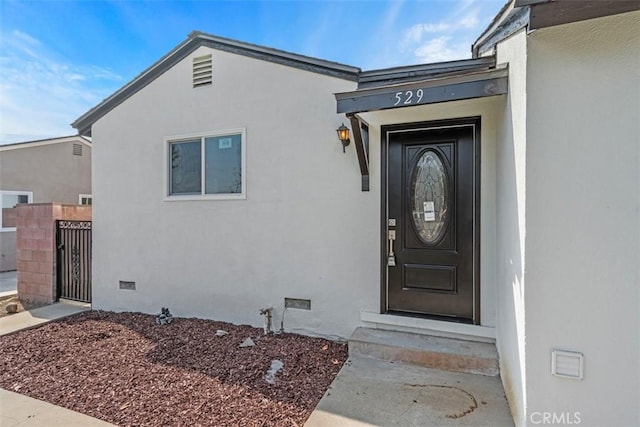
163, 128, 247, 201
79, 194, 93, 205
0, 190, 33, 232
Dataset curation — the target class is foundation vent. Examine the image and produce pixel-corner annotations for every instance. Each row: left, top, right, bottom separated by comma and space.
119, 280, 136, 291
551, 349, 584, 380
72, 143, 83, 156
193, 54, 213, 87
285, 298, 311, 310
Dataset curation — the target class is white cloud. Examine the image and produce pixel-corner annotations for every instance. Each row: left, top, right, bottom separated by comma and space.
398, 0, 485, 65
402, 22, 451, 46
413, 36, 471, 63
382, 0, 406, 34
459, 10, 480, 29
12, 30, 41, 46
459, 0, 478, 10
0, 31, 122, 144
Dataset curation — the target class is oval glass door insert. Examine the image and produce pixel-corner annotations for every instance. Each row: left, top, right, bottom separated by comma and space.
411, 150, 449, 244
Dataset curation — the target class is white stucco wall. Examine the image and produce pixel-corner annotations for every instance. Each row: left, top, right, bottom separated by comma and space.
524, 12, 639, 426
91, 46, 381, 339
361, 96, 501, 330
495, 28, 528, 426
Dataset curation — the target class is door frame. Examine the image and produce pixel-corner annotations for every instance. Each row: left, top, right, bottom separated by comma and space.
380, 117, 481, 324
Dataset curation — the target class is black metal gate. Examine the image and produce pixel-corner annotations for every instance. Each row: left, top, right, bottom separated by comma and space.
56, 220, 92, 302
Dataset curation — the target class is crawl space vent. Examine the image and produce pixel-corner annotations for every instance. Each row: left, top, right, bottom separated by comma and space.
119, 280, 136, 290
72, 143, 83, 156
193, 54, 213, 87
551, 349, 584, 380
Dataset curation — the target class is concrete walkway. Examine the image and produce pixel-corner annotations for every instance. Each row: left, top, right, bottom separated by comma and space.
0, 270, 17, 298
0, 389, 116, 427
305, 356, 514, 427
0, 301, 90, 336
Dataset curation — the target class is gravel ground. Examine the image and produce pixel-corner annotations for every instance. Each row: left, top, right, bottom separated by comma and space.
0, 311, 347, 426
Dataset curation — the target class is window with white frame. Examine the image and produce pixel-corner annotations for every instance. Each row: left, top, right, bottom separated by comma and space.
1, 191, 33, 231
166, 129, 245, 199
79, 194, 93, 205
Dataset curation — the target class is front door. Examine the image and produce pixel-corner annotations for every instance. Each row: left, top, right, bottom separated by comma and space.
384, 120, 479, 323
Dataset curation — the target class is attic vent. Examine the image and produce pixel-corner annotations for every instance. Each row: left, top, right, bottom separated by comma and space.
72, 143, 83, 156
193, 54, 213, 87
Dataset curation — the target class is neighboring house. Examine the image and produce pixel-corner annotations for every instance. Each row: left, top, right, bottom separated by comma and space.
0, 135, 92, 271
72, 2, 638, 426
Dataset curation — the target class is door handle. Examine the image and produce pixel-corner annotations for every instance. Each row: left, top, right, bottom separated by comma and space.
388, 230, 396, 267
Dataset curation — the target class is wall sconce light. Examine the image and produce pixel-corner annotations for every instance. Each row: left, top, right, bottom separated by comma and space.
336, 123, 351, 153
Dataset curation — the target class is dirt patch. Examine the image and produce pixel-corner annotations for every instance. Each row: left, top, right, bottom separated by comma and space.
0, 295, 48, 318
0, 311, 347, 426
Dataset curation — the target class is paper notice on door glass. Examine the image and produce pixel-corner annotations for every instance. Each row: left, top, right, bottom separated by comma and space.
424, 201, 435, 221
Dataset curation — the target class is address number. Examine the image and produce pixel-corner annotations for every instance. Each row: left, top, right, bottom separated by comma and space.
394, 89, 424, 106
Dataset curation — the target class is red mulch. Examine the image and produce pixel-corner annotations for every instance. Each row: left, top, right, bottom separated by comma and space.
0, 311, 347, 426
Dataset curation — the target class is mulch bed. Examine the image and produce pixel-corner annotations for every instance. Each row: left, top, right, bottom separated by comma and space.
0, 311, 348, 426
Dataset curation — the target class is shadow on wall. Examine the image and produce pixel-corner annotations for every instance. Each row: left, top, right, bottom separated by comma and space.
496, 89, 526, 425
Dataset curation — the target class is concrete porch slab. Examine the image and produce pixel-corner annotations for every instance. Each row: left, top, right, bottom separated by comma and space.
350, 327, 499, 376
305, 357, 514, 427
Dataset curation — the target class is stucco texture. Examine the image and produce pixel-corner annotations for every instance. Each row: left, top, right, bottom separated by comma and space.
90, 46, 375, 339
495, 27, 529, 426
523, 12, 640, 427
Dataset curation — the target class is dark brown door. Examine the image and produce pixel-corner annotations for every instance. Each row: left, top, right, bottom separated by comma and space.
385, 122, 478, 322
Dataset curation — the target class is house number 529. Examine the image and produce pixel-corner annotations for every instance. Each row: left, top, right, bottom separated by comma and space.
394, 89, 424, 106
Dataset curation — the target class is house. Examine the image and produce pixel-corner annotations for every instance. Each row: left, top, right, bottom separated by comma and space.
72, 1, 638, 425
0, 135, 92, 271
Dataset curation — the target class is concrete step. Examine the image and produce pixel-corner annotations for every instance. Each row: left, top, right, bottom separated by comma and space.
349, 326, 499, 376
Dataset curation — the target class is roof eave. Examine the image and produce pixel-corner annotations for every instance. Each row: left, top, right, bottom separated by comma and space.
0, 135, 91, 151
526, 1, 640, 30
472, 1, 532, 58
473, 0, 640, 57
358, 56, 496, 89
72, 35, 198, 136
72, 32, 361, 136
335, 65, 509, 115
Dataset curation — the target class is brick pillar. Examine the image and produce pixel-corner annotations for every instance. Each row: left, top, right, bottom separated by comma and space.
16, 203, 92, 303
16, 203, 57, 303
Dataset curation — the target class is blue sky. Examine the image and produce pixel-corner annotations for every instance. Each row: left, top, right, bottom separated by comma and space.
0, 0, 504, 144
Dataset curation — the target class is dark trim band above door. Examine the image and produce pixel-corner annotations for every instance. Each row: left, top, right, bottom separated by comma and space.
381, 117, 481, 324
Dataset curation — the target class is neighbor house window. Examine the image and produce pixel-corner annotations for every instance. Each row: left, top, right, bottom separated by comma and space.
166, 129, 245, 200
79, 194, 93, 205
0, 191, 33, 231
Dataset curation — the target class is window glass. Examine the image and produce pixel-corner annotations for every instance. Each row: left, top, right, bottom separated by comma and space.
170, 140, 201, 194
411, 150, 449, 244
167, 131, 245, 199
204, 134, 242, 194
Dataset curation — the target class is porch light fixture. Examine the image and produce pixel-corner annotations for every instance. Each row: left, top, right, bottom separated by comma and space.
336, 123, 351, 153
